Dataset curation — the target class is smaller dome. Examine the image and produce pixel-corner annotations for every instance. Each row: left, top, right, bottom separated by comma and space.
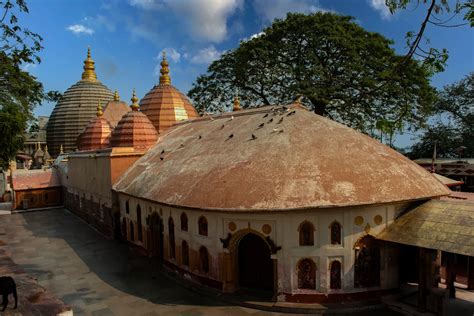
77, 102, 113, 151
111, 90, 158, 151
103, 90, 131, 128
139, 52, 199, 134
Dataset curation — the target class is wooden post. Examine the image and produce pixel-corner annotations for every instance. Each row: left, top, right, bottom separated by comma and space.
418, 248, 427, 312
468, 256, 474, 291
446, 253, 456, 299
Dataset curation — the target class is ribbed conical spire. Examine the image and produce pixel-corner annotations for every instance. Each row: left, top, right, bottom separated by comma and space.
233, 95, 241, 111
159, 51, 171, 85
82, 47, 97, 81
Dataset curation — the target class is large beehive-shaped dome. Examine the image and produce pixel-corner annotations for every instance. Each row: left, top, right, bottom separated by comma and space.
46, 48, 113, 157
110, 90, 158, 151
114, 104, 450, 211
139, 52, 198, 134
77, 102, 113, 151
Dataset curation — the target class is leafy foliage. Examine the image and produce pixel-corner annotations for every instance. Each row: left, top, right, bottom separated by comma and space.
386, 1, 473, 72
0, 1, 60, 169
409, 72, 473, 158
188, 12, 436, 134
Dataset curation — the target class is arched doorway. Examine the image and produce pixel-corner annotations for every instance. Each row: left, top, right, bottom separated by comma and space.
354, 235, 380, 288
149, 213, 163, 260
238, 233, 274, 292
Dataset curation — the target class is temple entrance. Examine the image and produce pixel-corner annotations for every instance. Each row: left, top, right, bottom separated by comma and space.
149, 213, 163, 260
238, 233, 273, 292
354, 235, 380, 288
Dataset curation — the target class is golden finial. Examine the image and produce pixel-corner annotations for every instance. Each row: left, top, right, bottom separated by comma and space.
60, 144, 64, 154
97, 101, 103, 117
131, 89, 139, 111
81, 47, 97, 81
113, 89, 120, 101
233, 95, 241, 111
159, 51, 171, 85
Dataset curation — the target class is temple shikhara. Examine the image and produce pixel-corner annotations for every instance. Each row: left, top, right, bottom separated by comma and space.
4, 48, 474, 312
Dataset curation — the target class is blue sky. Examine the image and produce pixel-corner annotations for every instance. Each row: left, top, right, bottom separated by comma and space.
21, 0, 473, 147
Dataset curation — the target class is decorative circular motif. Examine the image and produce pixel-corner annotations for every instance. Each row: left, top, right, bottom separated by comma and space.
354, 216, 364, 226
374, 215, 383, 225
262, 224, 272, 235
228, 222, 237, 232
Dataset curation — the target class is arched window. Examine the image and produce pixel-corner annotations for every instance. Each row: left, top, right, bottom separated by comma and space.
199, 246, 209, 273
180, 213, 188, 232
330, 260, 342, 289
297, 258, 316, 290
330, 221, 342, 245
198, 216, 208, 236
354, 235, 380, 288
122, 218, 127, 239
125, 200, 130, 214
298, 221, 314, 246
137, 204, 142, 242
168, 217, 175, 259
182, 240, 189, 267
130, 221, 135, 242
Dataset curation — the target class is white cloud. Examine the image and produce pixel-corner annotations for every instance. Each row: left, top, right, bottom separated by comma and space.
128, 0, 163, 10
165, 0, 241, 42
163, 47, 181, 63
189, 46, 222, 64
368, 0, 392, 20
66, 24, 94, 35
252, 0, 327, 22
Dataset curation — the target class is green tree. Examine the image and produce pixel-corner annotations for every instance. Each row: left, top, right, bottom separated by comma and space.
188, 12, 436, 134
0, 0, 58, 169
386, 0, 473, 72
409, 72, 473, 158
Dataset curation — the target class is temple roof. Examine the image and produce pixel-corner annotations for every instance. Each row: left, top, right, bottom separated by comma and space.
378, 200, 474, 256
77, 102, 113, 151
110, 90, 158, 151
12, 169, 61, 191
102, 90, 131, 128
113, 104, 449, 211
139, 52, 199, 134
46, 48, 113, 157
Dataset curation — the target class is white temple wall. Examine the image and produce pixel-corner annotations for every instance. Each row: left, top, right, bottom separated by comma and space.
118, 193, 408, 295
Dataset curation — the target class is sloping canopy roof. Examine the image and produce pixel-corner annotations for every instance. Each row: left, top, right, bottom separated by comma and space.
377, 200, 474, 257
12, 169, 61, 191
433, 173, 463, 187
114, 105, 450, 211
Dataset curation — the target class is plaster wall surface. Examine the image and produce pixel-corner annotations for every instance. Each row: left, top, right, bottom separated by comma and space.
118, 193, 411, 297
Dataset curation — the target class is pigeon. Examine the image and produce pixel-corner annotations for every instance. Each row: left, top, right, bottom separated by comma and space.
221, 124, 225, 129
258, 123, 265, 128
179, 144, 185, 148
160, 157, 164, 161
263, 113, 269, 118
161, 149, 165, 154
278, 117, 284, 124
230, 116, 234, 120
272, 128, 279, 133
287, 110, 296, 116
228, 134, 234, 139
198, 135, 202, 139
268, 118, 273, 123
251, 134, 257, 140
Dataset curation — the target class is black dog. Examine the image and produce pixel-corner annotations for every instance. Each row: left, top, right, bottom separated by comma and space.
0, 276, 17, 311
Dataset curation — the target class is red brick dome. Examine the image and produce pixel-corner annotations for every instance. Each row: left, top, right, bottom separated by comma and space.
139, 52, 198, 134
77, 102, 112, 151
110, 91, 158, 151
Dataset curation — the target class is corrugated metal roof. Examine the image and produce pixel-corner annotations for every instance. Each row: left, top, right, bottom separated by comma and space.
377, 199, 474, 256
113, 104, 450, 211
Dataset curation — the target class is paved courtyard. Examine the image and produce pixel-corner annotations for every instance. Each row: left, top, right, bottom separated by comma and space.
0, 209, 400, 316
